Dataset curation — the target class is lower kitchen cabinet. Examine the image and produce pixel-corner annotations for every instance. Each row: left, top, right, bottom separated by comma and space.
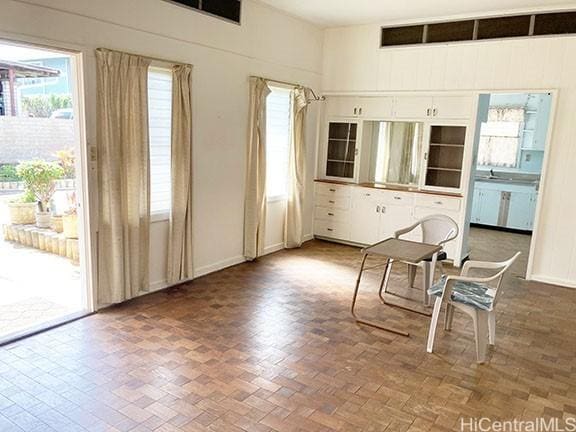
471, 188, 501, 226
471, 181, 538, 231
508, 191, 537, 230
314, 181, 466, 265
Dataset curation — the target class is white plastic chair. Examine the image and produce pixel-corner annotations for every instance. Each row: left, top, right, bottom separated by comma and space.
394, 214, 459, 306
426, 252, 521, 363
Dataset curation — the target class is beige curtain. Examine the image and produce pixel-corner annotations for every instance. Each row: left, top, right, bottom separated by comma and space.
284, 87, 309, 248
244, 77, 270, 260
167, 64, 194, 284
96, 48, 151, 304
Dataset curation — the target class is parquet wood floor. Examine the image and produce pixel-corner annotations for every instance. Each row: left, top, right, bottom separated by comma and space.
1, 232, 575, 431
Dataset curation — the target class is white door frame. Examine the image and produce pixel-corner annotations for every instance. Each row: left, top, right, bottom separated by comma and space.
467, 88, 558, 282
0, 37, 95, 315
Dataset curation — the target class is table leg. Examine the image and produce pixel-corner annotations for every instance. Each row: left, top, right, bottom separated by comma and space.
379, 260, 433, 317
351, 254, 409, 337
378, 258, 392, 303
423, 262, 431, 307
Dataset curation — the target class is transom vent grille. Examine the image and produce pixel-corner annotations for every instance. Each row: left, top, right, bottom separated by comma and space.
381, 11, 576, 47
166, 0, 241, 24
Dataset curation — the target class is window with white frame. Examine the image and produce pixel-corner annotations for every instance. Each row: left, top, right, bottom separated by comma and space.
265, 86, 292, 200
148, 67, 172, 215
477, 107, 524, 168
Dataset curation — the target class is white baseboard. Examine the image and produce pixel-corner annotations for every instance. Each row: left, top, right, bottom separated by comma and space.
149, 279, 169, 292
144, 234, 315, 296
530, 274, 576, 289
194, 255, 246, 278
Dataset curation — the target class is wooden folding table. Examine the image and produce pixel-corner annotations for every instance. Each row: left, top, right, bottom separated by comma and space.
350, 238, 442, 337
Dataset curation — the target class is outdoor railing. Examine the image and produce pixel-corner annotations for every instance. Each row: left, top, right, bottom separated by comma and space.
0, 179, 75, 192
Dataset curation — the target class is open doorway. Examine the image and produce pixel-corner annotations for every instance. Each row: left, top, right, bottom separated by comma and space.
467, 92, 553, 277
0, 41, 90, 343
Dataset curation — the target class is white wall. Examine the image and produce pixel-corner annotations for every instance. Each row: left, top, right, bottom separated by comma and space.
0, 0, 323, 299
323, 25, 576, 288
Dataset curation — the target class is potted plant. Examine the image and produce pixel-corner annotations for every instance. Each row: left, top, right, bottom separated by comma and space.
63, 191, 78, 239
7, 190, 37, 225
16, 160, 64, 228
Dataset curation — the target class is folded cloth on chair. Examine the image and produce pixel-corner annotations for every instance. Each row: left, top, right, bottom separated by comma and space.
428, 275, 495, 311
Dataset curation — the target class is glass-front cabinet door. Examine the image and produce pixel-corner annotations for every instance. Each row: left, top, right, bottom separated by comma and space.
325, 121, 357, 179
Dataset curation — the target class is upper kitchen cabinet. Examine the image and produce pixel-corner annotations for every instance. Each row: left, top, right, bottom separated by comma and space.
326, 95, 474, 121
393, 96, 434, 119
326, 96, 393, 119
393, 95, 473, 120
433, 96, 473, 120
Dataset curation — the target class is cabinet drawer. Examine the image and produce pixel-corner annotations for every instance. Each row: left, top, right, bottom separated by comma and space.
315, 182, 352, 198
315, 207, 351, 223
380, 191, 415, 206
314, 220, 350, 241
415, 194, 462, 212
316, 194, 351, 210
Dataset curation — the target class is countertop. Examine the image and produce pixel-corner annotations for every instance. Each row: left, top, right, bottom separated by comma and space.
314, 179, 463, 198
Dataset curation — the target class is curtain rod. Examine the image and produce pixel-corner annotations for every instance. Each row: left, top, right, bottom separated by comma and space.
250, 75, 326, 102
96, 48, 190, 68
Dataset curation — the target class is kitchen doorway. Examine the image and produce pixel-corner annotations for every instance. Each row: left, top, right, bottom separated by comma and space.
0, 40, 91, 343
466, 92, 553, 278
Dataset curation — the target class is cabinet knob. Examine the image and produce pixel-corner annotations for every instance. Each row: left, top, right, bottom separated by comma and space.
376, 205, 380, 213
394, 196, 401, 200
359, 107, 363, 115
328, 213, 334, 216
327, 228, 334, 232
426, 108, 431, 116
329, 188, 336, 192
353, 107, 357, 115
328, 200, 335, 204
433, 108, 438, 116
434, 201, 443, 205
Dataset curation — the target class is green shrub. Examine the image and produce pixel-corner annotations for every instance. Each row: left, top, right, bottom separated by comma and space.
21, 94, 72, 118
0, 164, 21, 182
16, 160, 64, 211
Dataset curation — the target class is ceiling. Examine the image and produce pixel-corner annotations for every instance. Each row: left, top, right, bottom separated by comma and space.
257, 0, 576, 27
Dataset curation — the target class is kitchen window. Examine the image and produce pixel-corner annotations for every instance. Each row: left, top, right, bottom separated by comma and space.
265, 86, 292, 201
477, 107, 524, 168
148, 67, 173, 216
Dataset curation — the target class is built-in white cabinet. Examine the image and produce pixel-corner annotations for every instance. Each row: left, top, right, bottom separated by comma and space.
314, 181, 467, 265
325, 95, 472, 120
326, 97, 393, 118
423, 125, 468, 192
324, 121, 358, 180
393, 95, 473, 120
393, 96, 433, 119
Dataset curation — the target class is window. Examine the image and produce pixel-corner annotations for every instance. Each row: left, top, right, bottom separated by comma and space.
148, 67, 172, 215
477, 108, 524, 168
266, 86, 292, 201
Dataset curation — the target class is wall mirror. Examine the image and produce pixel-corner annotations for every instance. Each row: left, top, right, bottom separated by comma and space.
368, 121, 423, 186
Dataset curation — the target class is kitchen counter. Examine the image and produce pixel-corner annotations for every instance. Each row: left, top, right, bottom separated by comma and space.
314, 179, 463, 197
